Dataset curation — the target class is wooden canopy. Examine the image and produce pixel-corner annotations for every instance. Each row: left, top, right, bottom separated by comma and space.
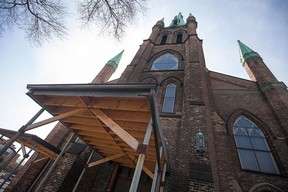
26, 83, 168, 177
0, 128, 60, 159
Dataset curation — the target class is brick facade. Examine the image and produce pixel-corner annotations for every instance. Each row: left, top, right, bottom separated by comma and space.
7, 13, 288, 192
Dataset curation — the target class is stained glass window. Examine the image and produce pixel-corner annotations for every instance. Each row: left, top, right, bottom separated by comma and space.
151, 53, 178, 71
233, 116, 279, 174
162, 83, 176, 113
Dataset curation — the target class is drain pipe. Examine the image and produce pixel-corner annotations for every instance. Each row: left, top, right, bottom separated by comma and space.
35, 133, 75, 192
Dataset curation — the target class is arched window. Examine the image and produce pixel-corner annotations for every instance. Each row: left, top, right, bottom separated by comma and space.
160, 34, 167, 45
162, 83, 176, 113
176, 33, 183, 43
233, 116, 279, 174
151, 53, 178, 71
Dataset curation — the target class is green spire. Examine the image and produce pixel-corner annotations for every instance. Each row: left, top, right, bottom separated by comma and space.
169, 12, 186, 27
237, 40, 261, 64
106, 50, 124, 69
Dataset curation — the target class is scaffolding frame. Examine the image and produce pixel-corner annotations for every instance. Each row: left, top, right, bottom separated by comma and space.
0, 83, 168, 192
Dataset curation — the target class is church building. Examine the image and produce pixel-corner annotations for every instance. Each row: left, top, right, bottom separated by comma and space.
3, 13, 288, 192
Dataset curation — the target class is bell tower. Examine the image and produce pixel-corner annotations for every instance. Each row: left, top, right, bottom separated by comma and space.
119, 12, 217, 191
91, 50, 124, 84
238, 41, 288, 134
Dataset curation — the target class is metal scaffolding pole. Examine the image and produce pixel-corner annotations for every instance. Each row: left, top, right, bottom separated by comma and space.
35, 133, 75, 192
129, 120, 152, 192
0, 147, 34, 189
0, 147, 21, 172
0, 108, 44, 156
151, 147, 162, 192
72, 150, 94, 192
159, 163, 167, 192
27, 158, 54, 192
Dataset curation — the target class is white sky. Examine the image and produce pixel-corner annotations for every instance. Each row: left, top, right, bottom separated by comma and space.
0, 0, 287, 144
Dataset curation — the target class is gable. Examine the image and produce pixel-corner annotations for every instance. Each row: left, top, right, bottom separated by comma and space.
210, 71, 258, 90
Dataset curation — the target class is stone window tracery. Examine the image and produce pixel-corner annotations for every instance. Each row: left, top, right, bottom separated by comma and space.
151, 53, 178, 71
233, 116, 279, 174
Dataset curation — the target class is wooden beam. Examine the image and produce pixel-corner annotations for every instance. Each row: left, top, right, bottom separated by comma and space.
90, 109, 140, 152
89, 98, 149, 112
88, 153, 126, 168
25, 108, 85, 131
33, 157, 49, 164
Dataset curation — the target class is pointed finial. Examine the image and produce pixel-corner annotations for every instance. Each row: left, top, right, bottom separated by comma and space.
106, 50, 124, 69
169, 12, 185, 27
155, 18, 164, 28
187, 13, 196, 21
237, 40, 261, 64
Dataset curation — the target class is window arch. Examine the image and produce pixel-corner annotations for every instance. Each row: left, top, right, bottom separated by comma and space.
162, 83, 176, 113
160, 34, 167, 45
176, 33, 183, 43
233, 116, 279, 174
151, 53, 178, 71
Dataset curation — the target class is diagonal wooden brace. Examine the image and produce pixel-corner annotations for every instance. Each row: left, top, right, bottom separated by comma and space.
90, 108, 140, 152
25, 108, 85, 131
88, 153, 126, 168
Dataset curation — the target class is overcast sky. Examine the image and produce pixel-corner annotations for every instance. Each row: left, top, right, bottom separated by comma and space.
0, 0, 287, 141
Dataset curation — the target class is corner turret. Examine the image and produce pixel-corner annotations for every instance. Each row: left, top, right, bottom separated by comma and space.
237, 40, 261, 64
149, 18, 165, 42
237, 40, 277, 84
106, 50, 124, 69
186, 13, 197, 35
91, 50, 124, 84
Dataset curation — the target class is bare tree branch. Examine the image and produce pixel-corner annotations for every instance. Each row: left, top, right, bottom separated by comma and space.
78, 0, 147, 39
0, 0, 147, 44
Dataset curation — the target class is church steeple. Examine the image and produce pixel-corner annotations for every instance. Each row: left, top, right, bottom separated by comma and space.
91, 50, 124, 84
106, 50, 124, 69
237, 40, 277, 84
237, 40, 261, 64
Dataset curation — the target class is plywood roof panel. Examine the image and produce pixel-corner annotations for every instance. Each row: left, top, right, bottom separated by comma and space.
26, 83, 167, 174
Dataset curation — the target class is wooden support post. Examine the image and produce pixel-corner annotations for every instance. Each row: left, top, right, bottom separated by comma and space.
129, 120, 152, 192
25, 108, 85, 131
